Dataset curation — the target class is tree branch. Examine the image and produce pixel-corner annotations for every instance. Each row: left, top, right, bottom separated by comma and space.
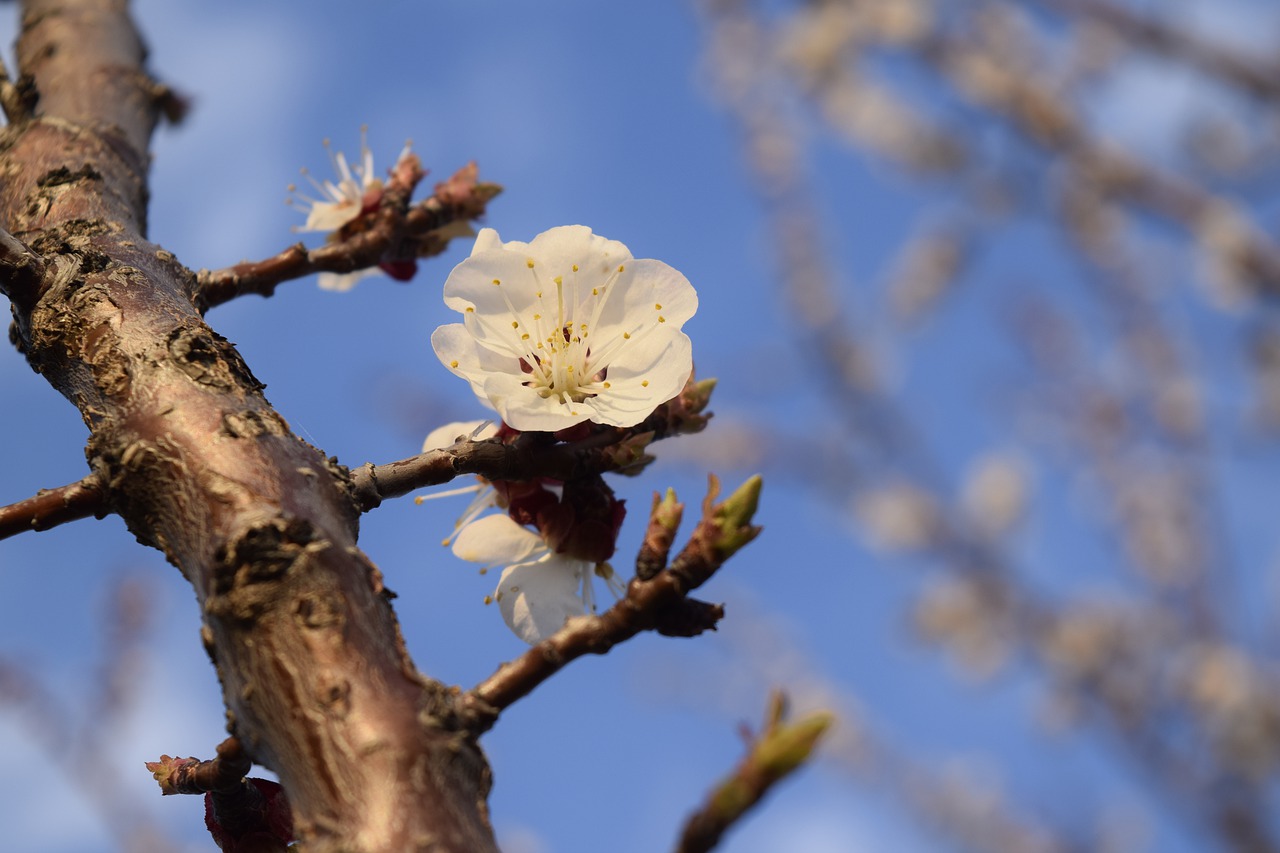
351, 375, 717, 511
194, 161, 501, 310
460, 475, 762, 733
5, 2, 499, 848
1040, 0, 1280, 102
674, 691, 832, 853
0, 228, 47, 314
0, 473, 107, 541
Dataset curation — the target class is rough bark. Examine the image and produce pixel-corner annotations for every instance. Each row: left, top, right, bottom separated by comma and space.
0, 1, 497, 849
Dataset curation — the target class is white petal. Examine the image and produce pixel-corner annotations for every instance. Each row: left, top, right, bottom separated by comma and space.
452, 515, 543, 566
422, 420, 497, 453
470, 227, 506, 256
495, 555, 588, 644
318, 267, 380, 292
304, 199, 361, 232
431, 324, 511, 408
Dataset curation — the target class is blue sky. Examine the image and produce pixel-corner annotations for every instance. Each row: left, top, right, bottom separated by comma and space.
2, 1, 1279, 851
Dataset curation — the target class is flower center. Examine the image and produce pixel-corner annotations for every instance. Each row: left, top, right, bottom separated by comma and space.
500, 261, 624, 405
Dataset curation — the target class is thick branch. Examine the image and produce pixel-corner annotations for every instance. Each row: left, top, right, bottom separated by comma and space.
0, 473, 106, 540
4, 2, 498, 849
460, 476, 762, 733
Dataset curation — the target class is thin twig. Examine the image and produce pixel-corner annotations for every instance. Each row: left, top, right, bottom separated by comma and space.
194, 161, 501, 310
1041, 0, 1280, 101
459, 475, 761, 733
675, 691, 832, 853
0, 473, 107, 541
350, 375, 715, 510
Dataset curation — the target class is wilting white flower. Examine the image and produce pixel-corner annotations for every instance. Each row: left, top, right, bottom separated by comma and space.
289, 133, 382, 233
452, 513, 624, 644
288, 130, 413, 291
432, 225, 697, 432
417, 420, 500, 544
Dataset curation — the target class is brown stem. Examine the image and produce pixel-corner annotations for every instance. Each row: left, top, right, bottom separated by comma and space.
146, 737, 253, 796
0, 473, 107, 541
352, 375, 717, 510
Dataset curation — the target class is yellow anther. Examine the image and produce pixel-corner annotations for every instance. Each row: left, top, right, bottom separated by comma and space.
554, 275, 563, 285
492, 278, 501, 285
655, 303, 662, 310
603, 381, 612, 388
465, 306, 475, 313
658, 316, 666, 323
483, 595, 493, 605
641, 380, 649, 387
534, 313, 542, 320
623, 332, 631, 339
526, 260, 535, 268
618, 264, 625, 272
511, 321, 519, 329
592, 288, 599, 296
450, 360, 459, 368
572, 264, 579, 272
521, 333, 530, 340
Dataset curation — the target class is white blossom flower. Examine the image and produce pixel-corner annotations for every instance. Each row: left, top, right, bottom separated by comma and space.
451, 513, 624, 644
431, 225, 697, 432
289, 133, 382, 233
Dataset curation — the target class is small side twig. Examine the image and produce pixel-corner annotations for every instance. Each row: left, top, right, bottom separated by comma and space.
0, 228, 48, 313
146, 737, 293, 851
194, 160, 501, 310
0, 55, 36, 124
459, 474, 763, 733
0, 473, 107, 541
675, 691, 833, 853
351, 376, 716, 511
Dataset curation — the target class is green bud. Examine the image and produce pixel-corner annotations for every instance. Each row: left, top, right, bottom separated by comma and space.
710, 474, 763, 558
683, 377, 718, 413
754, 711, 834, 779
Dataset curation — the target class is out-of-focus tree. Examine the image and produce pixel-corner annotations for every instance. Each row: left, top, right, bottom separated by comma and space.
689, 0, 1280, 850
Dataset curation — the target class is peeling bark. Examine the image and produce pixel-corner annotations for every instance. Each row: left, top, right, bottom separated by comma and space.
0, 1, 497, 849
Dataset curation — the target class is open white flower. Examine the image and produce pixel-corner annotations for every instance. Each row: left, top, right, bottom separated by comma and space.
451, 513, 624, 644
432, 225, 697, 432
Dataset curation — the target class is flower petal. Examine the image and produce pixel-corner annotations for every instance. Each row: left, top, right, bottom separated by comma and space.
495, 555, 587, 644
452, 514, 543, 566
318, 267, 381, 292
422, 420, 497, 453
